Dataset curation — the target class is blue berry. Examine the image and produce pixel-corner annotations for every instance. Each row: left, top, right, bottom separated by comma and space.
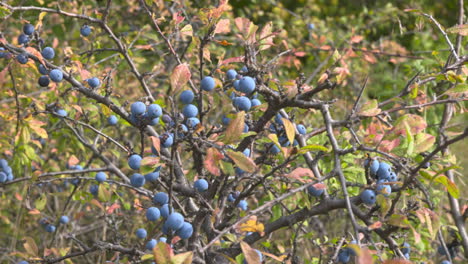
201, 76, 215, 91
226, 69, 237, 80
136, 228, 147, 239
18, 261, 29, 264
146, 207, 161, 221
227, 194, 235, 202
45, 224, 56, 233
251, 99, 261, 107
237, 200, 248, 211
239, 76, 256, 94
179, 90, 195, 104
145, 170, 160, 182
131, 102, 146, 116
0, 172, 7, 183
369, 159, 380, 177
160, 204, 170, 218
16, 54, 28, 64
87, 77, 100, 88
147, 104, 162, 118
130, 173, 145, 187
307, 23, 315, 30
153, 192, 169, 205
95, 172, 107, 183
233, 96, 251, 111
146, 239, 157, 250
89, 184, 99, 196
307, 184, 324, 197
337, 249, 350, 263
0, 47, 8, 58
38, 76, 50, 87
269, 144, 281, 154
18, 34, 30, 45
80, 25, 91, 37
233, 80, 240, 91
185, 117, 200, 128
183, 104, 198, 118
128, 154, 142, 170
401, 242, 411, 254
360, 189, 376, 206
41, 47, 55, 60
23, 24, 35, 35
38, 64, 48, 74
160, 133, 174, 148
107, 115, 118, 125
166, 212, 184, 230
194, 179, 209, 192
55, 109, 67, 117
49, 69, 63, 82
59, 216, 69, 224
176, 222, 193, 239
376, 183, 391, 197
296, 124, 306, 135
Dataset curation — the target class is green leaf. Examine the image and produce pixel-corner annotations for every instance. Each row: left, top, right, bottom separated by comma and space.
404, 122, 414, 156
434, 175, 459, 198
388, 214, 410, 228
35, 194, 47, 211
298, 144, 329, 153
98, 184, 112, 202
0, 6, 11, 18
444, 84, 468, 94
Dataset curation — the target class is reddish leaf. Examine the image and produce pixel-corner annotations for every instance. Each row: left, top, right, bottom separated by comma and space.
286, 168, 315, 182
25, 47, 44, 65
204, 148, 224, 176
150, 136, 161, 155
170, 63, 191, 93
215, 19, 231, 34
68, 155, 79, 167
106, 203, 120, 214
221, 56, 245, 65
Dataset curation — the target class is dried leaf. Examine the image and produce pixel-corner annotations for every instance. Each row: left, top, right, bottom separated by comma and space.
240, 241, 261, 264
23, 237, 38, 256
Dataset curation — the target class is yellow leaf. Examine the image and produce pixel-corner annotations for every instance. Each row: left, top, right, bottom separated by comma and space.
239, 216, 265, 234
226, 150, 256, 173
281, 118, 295, 145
